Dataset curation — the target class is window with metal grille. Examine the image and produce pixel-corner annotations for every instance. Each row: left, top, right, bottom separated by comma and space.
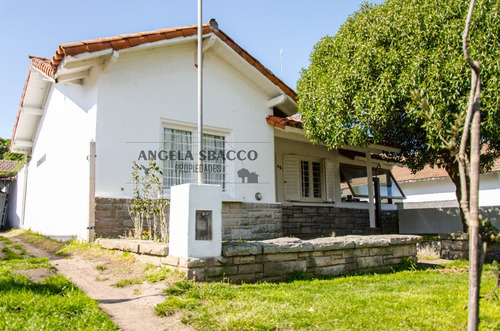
163, 128, 226, 191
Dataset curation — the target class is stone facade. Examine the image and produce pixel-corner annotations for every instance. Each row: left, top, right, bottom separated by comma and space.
417, 233, 500, 262
162, 235, 420, 283
95, 197, 134, 238
221, 202, 282, 240
95, 198, 282, 240
282, 206, 399, 239
95, 198, 400, 240
417, 233, 469, 260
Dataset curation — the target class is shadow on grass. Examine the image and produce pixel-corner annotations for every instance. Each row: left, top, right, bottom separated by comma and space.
0, 272, 76, 296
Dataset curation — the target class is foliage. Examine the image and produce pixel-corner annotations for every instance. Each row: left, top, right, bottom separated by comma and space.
156, 268, 500, 330
111, 277, 143, 288
0, 137, 24, 161
297, 0, 500, 227
16, 230, 68, 255
0, 242, 117, 330
128, 160, 169, 241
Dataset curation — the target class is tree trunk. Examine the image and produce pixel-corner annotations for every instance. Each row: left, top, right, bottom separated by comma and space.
467, 72, 481, 331
445, 158, 469, 232
462, 1, 482, 329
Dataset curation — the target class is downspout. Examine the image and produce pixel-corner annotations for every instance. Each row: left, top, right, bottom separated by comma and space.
87, 140, 96, 242
20, 151, 29, 228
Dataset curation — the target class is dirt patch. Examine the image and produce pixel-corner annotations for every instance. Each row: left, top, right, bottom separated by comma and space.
11, 268, 56, 282
1, 231, 192, 331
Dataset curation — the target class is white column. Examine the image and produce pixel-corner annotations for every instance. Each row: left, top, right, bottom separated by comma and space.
169, 183, 222, 258
366, 153, 376, 228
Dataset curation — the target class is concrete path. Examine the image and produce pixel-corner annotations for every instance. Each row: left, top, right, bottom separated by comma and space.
2, 231, 192, 331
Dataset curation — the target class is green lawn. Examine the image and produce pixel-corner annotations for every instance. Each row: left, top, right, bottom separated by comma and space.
0, 235, 117, 331
158, 265, 500, 330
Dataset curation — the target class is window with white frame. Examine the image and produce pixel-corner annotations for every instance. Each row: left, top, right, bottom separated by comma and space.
283, 154, 334, 202
163, 128, 193, 188
202, 133, 226, 191
163, 127, 226, 191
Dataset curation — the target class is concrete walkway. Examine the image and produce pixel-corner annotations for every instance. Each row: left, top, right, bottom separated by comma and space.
2, 230, 191, 331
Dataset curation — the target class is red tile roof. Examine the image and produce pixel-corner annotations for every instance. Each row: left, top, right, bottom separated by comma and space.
30, 55, 53, 78
392, 158, 500, 182
35, 21, 297, 101
0, 160, 21, 178
266, 115, 303, 130
13, 20, 298, 151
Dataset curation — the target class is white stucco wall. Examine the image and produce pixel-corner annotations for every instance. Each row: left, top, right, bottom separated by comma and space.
399, 173, 500, 207
398, 172, 500, 234
94, 42, 276, 203
22, 71, 97, 240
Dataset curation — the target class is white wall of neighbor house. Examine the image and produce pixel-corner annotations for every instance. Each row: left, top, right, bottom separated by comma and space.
7, 177, 21, 228
274, 135, 397, 210
21, 71, 98, 241
95, 41, 276, 203
399, 173, 500, 206
398, 172, 500, 234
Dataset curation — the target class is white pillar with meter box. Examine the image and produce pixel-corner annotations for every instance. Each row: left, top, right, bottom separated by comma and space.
168, 183, 222, 258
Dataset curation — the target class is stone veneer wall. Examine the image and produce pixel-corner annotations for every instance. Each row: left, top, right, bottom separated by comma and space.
417, 233, 500, 262
221, 202, 282, 240
95, 198, 282, 240
95, 198, 135, 238
163, 235, 420, 283
282, 206, 399, 239
95, 198, 399, 240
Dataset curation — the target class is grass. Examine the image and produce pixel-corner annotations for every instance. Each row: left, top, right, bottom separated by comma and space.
2, 247, 24, 260
0, 235, 13, 245
111, 277, 143, 288
156, 265, 500, 330
0, 240, 117, 330
16, 230, 67, 254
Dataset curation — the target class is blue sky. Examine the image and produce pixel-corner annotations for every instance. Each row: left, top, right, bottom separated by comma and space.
0, 0, 383, 140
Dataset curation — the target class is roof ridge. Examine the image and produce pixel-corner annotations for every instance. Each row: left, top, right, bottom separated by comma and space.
46, 21, 296, 100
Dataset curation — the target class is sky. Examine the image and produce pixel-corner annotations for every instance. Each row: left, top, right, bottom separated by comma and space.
0, 0, 384, 140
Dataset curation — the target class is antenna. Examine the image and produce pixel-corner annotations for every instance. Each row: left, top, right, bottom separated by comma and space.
280, 48, 283, 80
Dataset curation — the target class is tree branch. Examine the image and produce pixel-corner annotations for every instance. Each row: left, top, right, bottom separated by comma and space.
463, 0, 480, 74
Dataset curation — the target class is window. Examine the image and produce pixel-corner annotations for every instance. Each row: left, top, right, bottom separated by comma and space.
202, 134, 226, 191
163, 128, 193, 188
163, 127, 226, 191
339, 164, 405, 201
283, 154, 333, 202
300, 160, 322, 199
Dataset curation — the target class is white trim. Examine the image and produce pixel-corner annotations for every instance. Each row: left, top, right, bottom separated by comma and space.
21, 107, 43, 116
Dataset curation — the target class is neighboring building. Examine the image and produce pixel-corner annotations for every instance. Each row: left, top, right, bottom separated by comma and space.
1, 159, 21, 228
393, 160, 500, 234
10, 21, 404, 241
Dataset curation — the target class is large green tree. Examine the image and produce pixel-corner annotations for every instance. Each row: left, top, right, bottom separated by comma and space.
0, 138, 24, 161
297, 0, 500, 231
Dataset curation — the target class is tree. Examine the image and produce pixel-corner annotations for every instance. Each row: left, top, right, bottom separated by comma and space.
0, 137, 24, 161
297, 0, 500, 232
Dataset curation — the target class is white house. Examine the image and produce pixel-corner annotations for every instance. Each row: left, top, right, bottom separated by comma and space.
9, 20, 404, 241
393, 161, 500, 234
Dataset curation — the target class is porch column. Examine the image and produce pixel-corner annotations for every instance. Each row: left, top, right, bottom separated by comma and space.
366, 153, 376, 228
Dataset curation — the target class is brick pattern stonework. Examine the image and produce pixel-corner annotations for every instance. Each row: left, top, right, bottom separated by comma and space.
95, 198, 400, 240
95, 198, 282, 240
282, 206, 399, 239
95, 198, 134, 238
162, 235, 420, 283
221, 202, 282, 240
417, 233, 500, 262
